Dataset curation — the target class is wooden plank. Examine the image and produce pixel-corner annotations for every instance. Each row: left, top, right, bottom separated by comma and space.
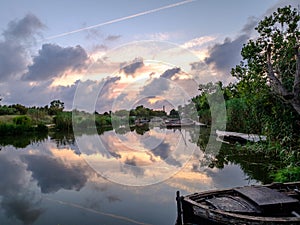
234, 186, 299, 208
206, 196, 260, 214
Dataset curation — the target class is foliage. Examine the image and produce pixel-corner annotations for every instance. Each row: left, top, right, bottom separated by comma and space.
0, 105, 17, 115
95, 114, 112, 127
235, 5, 300, 114
48, 100, 65, 115
53, 112, 72, 131
169, 109, 179, 118
13, 115, 32, 126
229, 5, 300, 182
272, 167, 300, 183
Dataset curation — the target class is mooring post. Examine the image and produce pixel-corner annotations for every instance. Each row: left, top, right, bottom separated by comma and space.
176, 191, 183, 225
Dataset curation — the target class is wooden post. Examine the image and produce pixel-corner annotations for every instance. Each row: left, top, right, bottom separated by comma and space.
176, 191, 183, 225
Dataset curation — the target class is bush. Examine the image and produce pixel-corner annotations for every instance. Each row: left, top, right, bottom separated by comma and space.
272, 166, 300, 183
53, 112, 72, 131
13, 115, 32, 126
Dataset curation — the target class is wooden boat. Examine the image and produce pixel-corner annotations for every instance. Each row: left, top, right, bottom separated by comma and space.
176, 182, 300, 225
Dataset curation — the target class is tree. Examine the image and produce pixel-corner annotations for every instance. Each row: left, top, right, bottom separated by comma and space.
235, 6, 300, 114
48, 100, 64, 115
12, 104, 28, 115
169, 109, 179, 117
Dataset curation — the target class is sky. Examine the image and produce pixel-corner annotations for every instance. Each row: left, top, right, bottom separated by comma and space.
0, 0, 299, 112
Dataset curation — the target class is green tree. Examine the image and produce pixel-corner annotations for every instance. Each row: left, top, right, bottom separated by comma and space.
235, 6, 300, 115
169, 109, 179, 117
48, 100, 65, 115
135, 105, 150, 118
12, 104, 28, 115
230, 6, 300, 182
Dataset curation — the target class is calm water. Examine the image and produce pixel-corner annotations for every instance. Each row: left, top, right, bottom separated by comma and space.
0, 127, 261, 225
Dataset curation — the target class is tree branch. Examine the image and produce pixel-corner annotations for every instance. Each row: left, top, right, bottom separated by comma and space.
294, 44, 300, 99
266, 45, 292, 98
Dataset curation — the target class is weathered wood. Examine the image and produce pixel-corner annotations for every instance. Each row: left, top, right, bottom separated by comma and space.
234, 186, 299, 209
176, 191, 183, 225
206, 196, 261, 214
178, 182, 300, 225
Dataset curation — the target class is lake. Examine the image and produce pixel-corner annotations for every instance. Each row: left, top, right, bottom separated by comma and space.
0, 126, 262, 225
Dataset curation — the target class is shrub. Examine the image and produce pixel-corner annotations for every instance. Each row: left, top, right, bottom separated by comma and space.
13, 115, 32, 126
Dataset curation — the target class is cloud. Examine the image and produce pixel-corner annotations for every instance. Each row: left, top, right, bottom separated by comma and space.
149, 141, 181, 167
98, 76, 121, 99
0, 157, 27, 195
1, 196, 43, 225
265, 0, 300, 16
0, 41, 28, 81
241, 17, 258, 34
181, 35, 217, 49
105, 35, 121, 41
107, 195, 121, 203
140, 77, 170, 97
22, 155, 89, 193
149, 32, 171, 41
0, 156, 43, 224
3, 13, 45, 41
204, 17, 258, 76
204, 35, 248, 74
0, 14, 44, 81
160, 67, 181, 79
124, 157, 138, 166
120, 58, 144, 76
190, 61, 207, 71
120, 161, 145, 178
23, 44, 89, 81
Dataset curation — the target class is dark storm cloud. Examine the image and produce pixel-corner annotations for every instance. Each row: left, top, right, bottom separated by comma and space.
160, 67, 181, 79
120, 58, 144, 75
23, 44, 89, 81
0, 14, 44, 81
3, 13, 44, 41
22, 155, 89, 193
204, 17, 258, 75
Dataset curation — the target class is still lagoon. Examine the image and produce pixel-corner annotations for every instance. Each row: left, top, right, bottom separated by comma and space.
0, 127, 260, 225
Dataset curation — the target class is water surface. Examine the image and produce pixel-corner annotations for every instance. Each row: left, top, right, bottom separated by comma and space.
0, 127, 259, 225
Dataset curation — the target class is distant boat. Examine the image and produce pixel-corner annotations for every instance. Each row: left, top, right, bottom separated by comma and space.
176, 182, 300, 225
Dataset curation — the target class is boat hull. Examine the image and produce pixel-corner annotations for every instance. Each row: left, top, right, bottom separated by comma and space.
177, 182, 300, 225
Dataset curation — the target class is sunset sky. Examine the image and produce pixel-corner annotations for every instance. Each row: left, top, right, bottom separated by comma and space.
0, 0, 298, 112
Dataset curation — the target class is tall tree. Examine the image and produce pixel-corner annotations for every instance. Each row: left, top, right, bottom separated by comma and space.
48, 100, 64, 115
234, 6, 300, 114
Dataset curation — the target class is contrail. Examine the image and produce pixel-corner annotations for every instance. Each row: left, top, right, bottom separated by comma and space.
44, 197, 153, 225
45, 0, 196, 40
